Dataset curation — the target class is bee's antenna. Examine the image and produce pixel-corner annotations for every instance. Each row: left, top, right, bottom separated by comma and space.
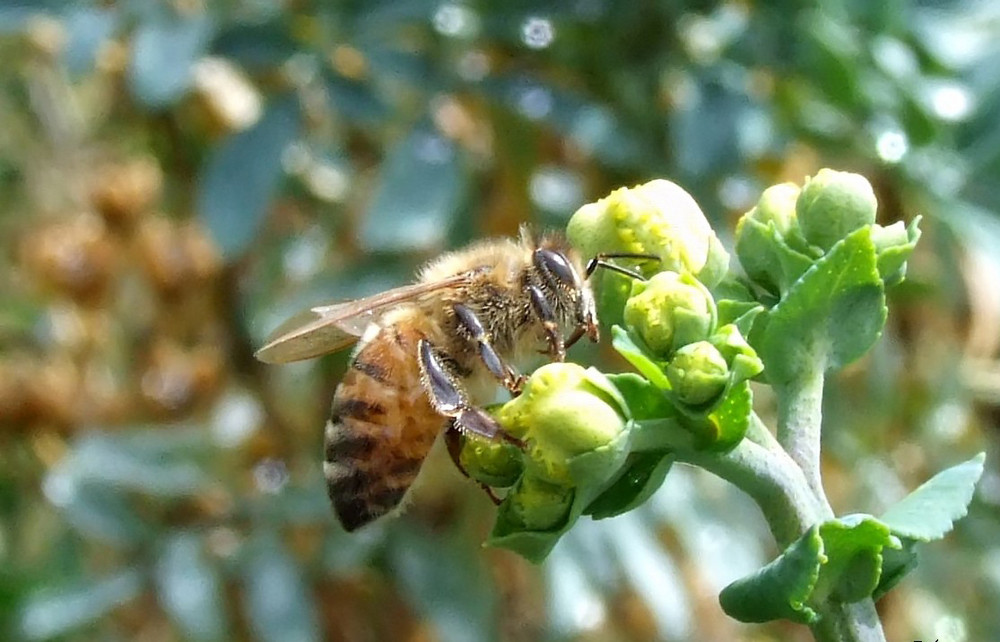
585, 252, 660, 280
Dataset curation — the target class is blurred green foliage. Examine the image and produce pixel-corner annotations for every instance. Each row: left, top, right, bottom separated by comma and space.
0, 1, 998, 641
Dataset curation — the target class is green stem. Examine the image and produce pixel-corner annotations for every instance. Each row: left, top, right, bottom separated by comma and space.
811, 600, 886, 642
674, 415, 886, 642
675, 433, 822, 547
775, 366, 833, 516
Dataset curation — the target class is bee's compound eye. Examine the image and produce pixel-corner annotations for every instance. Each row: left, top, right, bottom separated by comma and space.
535, 249, 579, 288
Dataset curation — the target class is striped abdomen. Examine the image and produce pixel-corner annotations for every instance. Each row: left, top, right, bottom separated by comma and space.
324, 319, 444, 531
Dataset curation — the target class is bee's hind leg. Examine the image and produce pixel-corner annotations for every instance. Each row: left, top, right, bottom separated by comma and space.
418, 338, 525, 450
444, 424, 503, 506
452, 303, 526, 395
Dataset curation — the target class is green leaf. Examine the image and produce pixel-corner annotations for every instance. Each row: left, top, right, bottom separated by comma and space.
872, 538, 919, 601
874, 216, 922, 286
241, 532, 321, 642
606, 372, 675, 421
20, 569, 143, 640
583, 451, 674, 519
155, 532, 228, 641
720, 515, 898, 625
198, 94, 301, 260
611, 325, 670, 389
360, 126, 467, 251
128, 13, 212, 107
759, 227, 886, 385
812, 516, 897, 603
704, 380, 753, 451
880, 452, 985, 541
719, 523, 824, 624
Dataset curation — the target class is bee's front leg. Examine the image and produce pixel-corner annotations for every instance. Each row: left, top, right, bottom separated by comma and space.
527, 285, 566, 361
417, 339, 525, 449
452, 303, 527, 394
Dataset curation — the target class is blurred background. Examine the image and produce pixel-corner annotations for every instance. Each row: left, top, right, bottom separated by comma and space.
1, 1, 998, 640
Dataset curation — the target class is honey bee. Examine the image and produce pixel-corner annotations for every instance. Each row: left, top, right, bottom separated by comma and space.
257, 227, 646, 531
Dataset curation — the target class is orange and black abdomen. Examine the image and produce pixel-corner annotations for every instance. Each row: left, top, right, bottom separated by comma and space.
323, 319, 443, 531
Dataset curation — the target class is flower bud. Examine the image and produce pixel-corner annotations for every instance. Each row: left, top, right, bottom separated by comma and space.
744, 182, 800, 237
567, 179, 730, 287
506, 474, 574, 531
622, 271, 715, 357
459, 434, 523, 488
666, 341, 729, 406
496, 363, 628, 486
796, 169, 877, 251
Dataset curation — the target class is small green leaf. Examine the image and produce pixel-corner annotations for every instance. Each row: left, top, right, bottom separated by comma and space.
880, 452, 985, 541
611, 325, 670, 389
874, 216, 922, 286
198, 95, 301, 259
812, 516, 897, 603
606, 372, 675, 421
720, 515, 899, 625
759, 227, 886, 385
361, 126, 466, 251
720, 524, 823, 624
872, 538, 919, 600
583, 451, 674, 519
705, 380, 752, 451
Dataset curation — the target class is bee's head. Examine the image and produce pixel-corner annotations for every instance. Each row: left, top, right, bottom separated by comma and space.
531, 241, 599, 345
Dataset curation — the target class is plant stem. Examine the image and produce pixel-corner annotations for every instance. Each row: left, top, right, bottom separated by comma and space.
678, 414, 887, 642
775, 365, 833, 515
811, 600, 886, 642
675, 431, 822, 547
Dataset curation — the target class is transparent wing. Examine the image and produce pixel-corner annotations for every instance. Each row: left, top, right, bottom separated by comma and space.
254, 272, 472, 364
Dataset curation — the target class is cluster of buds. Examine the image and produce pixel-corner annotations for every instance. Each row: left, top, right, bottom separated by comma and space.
621, 270, 761, 409
461, 180, 766, 554
461, 364, 630, 533
735, 169, 918, 294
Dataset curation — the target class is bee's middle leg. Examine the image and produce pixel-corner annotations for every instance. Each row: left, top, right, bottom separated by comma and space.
452, 303, 527, 394
417, 339, 525, 449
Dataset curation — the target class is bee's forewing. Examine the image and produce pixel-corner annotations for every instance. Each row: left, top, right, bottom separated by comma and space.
254, 272, 473, 364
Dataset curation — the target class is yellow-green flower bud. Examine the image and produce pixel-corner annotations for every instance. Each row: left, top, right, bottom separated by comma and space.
567, 179, 730, 287
666, 341, 729, 406
506, 475, 574, 531
745, 182, 800, 237
459, 434, 523, 488
622, 271, 715, 357
796, 169, 877, 251
497, 363, 628, 486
